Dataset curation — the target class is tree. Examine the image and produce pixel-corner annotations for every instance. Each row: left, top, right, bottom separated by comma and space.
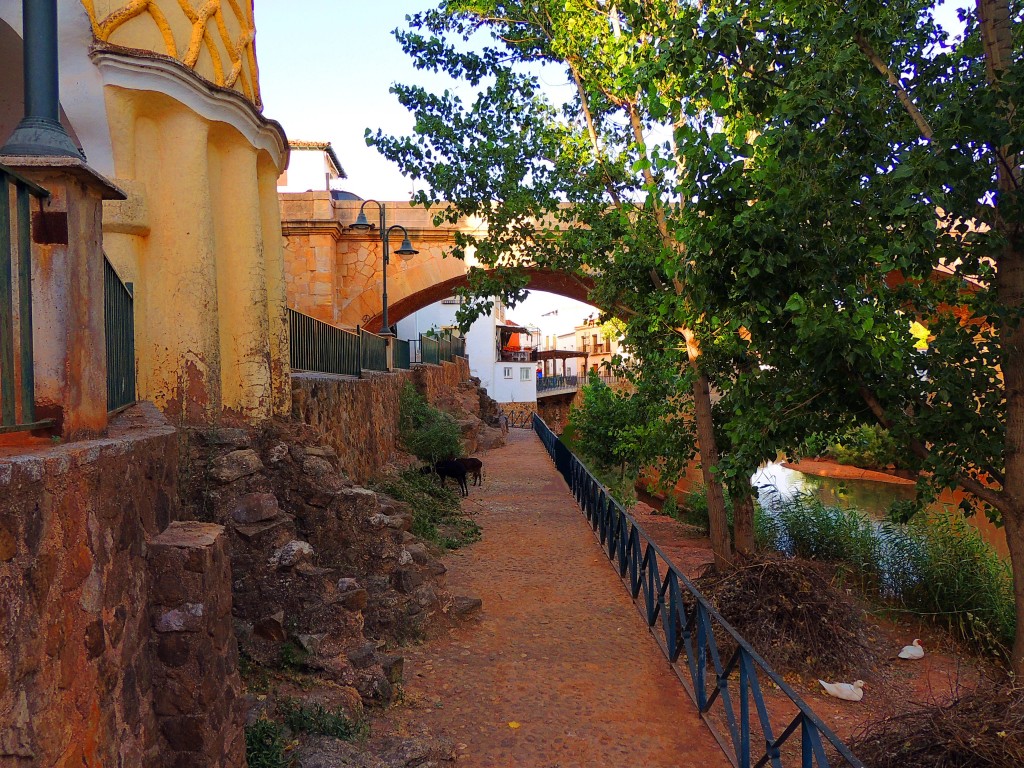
373, 0, 1024, 672
370, 0, 740, 568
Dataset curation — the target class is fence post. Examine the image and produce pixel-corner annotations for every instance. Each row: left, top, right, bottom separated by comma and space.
0, 158, 125, 437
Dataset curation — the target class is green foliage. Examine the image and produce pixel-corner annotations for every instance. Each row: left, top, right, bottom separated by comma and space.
239, 650, 271, 694
277, 641, 309, 672
828, 425, 899, 470
679, 486, 735, 533
757, 494, 1015, 657
398, 383, 463, 464
885, 514, 1015, 656
278, 698, 369, 741
371, 468, 481, 550
373, 0, 1024, 665
245, 720, 290, 768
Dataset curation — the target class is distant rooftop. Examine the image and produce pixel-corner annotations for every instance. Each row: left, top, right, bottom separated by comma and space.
288, 140, 346, 179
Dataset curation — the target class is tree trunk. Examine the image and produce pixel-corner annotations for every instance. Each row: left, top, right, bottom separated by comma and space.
1001, 508, 1024, 674
978, 0, 1023, 677
690, 370, 733, 570
732, 490, 756, 557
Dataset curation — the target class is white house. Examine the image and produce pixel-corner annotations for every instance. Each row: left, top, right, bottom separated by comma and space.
396, 297, 538, 407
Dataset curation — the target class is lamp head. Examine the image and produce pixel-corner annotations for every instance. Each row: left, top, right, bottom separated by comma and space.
350, 210, 373, 230
394, 237, 418, 257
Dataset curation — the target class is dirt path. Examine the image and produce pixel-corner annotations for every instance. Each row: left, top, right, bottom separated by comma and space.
375, 430, 730, 768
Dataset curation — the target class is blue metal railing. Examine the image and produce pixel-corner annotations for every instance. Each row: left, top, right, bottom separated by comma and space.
538, 374, 578, 393
289, 308, 360, 376
0, 164, 52, 434
359, 327, 387, 371
533, 414, 864, 768
104, 257, 135, 412
394, 337, 411, 370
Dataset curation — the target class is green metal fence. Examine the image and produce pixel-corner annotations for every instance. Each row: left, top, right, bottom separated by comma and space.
104, 257, 136, 412
439, 334, 452, 362
453, 335, 466, 358
420, 334, 440, 365
394, 337, 411, 370
360, 327, 387, 371
0, 163, 51, 434
289, 308, 360, 376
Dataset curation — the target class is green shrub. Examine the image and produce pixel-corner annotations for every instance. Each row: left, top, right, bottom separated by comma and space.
827, 424, 898, 469
398, 383, 463, 464
371, 468, 480, 550
678, 485, 734, 533
278, 698, 369, 741
245, 719, 290, 768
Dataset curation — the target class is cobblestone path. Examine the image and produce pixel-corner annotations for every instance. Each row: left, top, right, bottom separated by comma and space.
377, 429, 730, 767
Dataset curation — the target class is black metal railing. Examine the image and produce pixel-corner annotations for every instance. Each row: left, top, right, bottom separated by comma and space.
104, 257, 135, 412
289, 308, 360, 376
0, 164, 52, 434
421, 334, 440, 365
360, 327, 387, 371
394, 337, 411, 370
533, 414, 864, 768
537, 374, 578, 393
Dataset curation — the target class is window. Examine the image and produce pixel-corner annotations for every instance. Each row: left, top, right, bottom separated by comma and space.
503, 367, 513, 379
520, 367, 531, 381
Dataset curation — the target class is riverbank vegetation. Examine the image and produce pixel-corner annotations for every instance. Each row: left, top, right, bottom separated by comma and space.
755, 493, 1014, 659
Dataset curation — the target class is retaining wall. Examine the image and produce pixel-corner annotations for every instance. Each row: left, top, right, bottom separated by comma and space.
291, 358, 472, 483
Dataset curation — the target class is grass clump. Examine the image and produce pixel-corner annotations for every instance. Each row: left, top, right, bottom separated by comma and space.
757, 492, 882, 592
756, 492, 1015, 659
278, 698, 369, 741
371, 468, 480, 550
884, 513, 1015, 656
398, 383, 462, 464
245, 719, 291, 768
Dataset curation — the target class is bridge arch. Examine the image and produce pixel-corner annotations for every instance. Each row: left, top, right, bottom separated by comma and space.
365, 268, 596, 333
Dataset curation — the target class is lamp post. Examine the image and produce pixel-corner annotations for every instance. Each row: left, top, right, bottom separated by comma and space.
1, 0, 84, 158
348, 200, 418, 336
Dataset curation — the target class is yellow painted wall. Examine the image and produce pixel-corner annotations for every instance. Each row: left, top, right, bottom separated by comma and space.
101, 86, 288, 420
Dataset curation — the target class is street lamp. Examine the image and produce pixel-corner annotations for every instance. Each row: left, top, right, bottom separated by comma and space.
349, 200, 419, 336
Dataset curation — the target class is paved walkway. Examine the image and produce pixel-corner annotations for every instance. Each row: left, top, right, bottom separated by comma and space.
379, 430, 729, 767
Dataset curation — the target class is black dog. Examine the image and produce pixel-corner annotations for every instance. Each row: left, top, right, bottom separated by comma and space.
420, 459, 468, 497
455, 457, 483, 486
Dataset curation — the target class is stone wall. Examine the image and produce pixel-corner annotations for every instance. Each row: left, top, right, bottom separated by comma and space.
0, 403, 243, 767
149, 522, 244, 768
291, 358, 472, 484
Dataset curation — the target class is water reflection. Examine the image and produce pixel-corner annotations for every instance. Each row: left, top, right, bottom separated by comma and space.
751, 462, 1008, 558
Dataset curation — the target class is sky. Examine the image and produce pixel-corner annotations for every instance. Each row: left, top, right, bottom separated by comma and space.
254, 1, 970, 332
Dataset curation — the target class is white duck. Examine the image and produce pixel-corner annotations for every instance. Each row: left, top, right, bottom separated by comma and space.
898, 639, 925, 660
818, 679, 865, 702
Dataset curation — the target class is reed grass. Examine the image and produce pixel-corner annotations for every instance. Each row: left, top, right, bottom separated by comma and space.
755, 492, 1015, 657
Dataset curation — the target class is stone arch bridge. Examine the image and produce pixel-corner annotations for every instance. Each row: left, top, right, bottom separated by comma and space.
280, 194, 595, 331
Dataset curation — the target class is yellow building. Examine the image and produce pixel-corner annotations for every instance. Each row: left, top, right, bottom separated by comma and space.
0, 1, 291, 422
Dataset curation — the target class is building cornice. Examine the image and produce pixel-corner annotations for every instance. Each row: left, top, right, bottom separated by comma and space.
90, 46, 289, 172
